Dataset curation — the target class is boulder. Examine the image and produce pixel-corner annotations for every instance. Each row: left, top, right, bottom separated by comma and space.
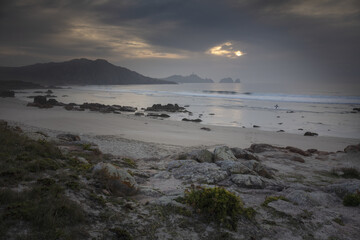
344, 144, 360, 153
187, 149, 213, 163
33, 95, 47, 105
290, 156, 305, 163
304, 131, 318, 136
216, 160, 255, 175
146, 103, 186, 112
56, 133, 81, 142
147, 113, 170, 118
93, 162, 138, 196
230, 147, 259, 160
213, 146, 237, 161
182, 118, 202, 122
241, 160, 274, 178
231, 174, 265, 189
268, 200, 303, 217
167, 160, 228, 184
286, 146, 310, 156
249, 143, 277, 153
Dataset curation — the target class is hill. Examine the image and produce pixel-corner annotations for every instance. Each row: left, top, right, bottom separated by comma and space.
0, 58, 175, 85
163, 74, 213, 83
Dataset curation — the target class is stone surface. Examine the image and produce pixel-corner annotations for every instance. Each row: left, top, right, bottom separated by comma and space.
167, 160, 228, 184
213, 146, 237, 161
187, 149, 213, 163
231, 174, 265, 189
216, 160, 255, 174
56, 133, 81, 142
230, 147, 259, 160
249, 143, 277, 153
325, 180, 360, 197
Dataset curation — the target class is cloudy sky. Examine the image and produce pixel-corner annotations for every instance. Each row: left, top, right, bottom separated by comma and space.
0, 0, 359, 84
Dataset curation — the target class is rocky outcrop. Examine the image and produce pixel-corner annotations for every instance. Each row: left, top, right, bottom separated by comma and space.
146, 104, 186, 112
344, 144, 360, 153
249, 143, 278, 153
56, 133, 81, 142
304, 131, 318, 136
0, 90, 15, 97
286, 146, 310, 156
187, 149, 214, 163
230, 147, 259, 160
147, 113, 170, 118
93, 162, 139, 196
231, 174, 265, 189
213, 146, 237, 161
181, 118, 202, 122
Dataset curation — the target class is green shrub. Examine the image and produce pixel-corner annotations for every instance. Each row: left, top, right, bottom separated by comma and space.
343, 192, 360, 206
183, 186, 253, 230
262, 196, 289, 207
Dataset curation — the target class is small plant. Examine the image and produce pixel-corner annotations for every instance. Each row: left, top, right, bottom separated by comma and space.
262, 196, 289, 207
332, 217, 344, 226
183, 186, 253, 230
123, 157, 137, 168
343, 191, 360, 206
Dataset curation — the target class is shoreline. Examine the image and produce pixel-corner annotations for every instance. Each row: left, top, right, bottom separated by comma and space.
0, 97, 358, 152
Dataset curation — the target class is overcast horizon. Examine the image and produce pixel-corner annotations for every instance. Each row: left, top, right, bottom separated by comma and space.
0, 0, 359, 84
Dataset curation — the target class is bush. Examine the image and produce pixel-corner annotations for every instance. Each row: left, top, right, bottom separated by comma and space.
183, 186, 253, 230
343, 192, 360, 207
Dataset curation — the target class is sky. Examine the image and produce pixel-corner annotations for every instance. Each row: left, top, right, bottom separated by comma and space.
0, 0, 359, 84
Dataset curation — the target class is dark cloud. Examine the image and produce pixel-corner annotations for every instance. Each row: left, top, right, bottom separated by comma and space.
0, 0, 359, 84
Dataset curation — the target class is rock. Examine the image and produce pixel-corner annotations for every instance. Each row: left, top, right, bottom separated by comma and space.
242, 160, 274, 178
304, 131, 318, 136
253, 125, 260, 128
230, 147, 259, 160
231, 174, 265, 189
76, 156, 89, 164
344, 144, 360, 153
147, 113, 170, 118
56, 133, 81, 142
213, 146, 237, 161
135, 112, 144, 116
93, 162, 138, 196
45, 89, 53, 94
216, 160, 255, 175
146, 104, 186, 112
0, 90, 15, 97
353, 108, 360, 112
290, 156, 305, 163
64, 105, 73, 111
182, 118, 202, 122
200, 127, 211, 131
33, 95, 47, 105
285, 146, 310, 156
277, 130, 285, 132
167, 160, 228, 184
325, 180, 360, 198
249, 143, 277, 153
187, 149, 213, 163
268, 200, 303, 216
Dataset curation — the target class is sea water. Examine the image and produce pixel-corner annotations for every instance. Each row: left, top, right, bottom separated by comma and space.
16, 82, 360, 139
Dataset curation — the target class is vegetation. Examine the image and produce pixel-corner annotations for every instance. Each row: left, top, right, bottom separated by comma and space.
343, 192, 360, 207
262, 196, 289, 207
183, 186, 255, 230
332, 167, 360, 179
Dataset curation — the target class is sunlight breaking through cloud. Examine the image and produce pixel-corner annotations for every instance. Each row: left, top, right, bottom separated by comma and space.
207, 42, 245, 58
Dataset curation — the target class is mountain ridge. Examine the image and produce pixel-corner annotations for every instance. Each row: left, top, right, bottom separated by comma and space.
0, 58, 176, 85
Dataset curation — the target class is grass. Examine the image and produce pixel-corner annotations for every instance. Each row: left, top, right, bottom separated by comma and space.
182, 186, 255, 230
343, 191, 360, 207
262, 196, 289, 207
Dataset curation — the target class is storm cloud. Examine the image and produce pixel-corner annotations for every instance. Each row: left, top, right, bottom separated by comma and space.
0, 0, 359, 84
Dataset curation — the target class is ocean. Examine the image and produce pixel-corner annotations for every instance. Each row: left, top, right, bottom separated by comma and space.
16, 82, 360, 139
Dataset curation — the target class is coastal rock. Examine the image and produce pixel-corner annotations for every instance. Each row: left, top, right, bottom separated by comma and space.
230, 147, 259, 160
344, 144, 360, 153
241, 160, 274, 178
231, 174, 265, 189
216, 160, 255, 175
267, 200, 303, 216
34, 95, 47, 105
187, 149, 213, 163
290, 156, 305, 163
304, 131, 318, 136
0, 90, 15, 97
56, 133, 81, 142
146, 104, 186, 112
93, 162, 138, 196
249, 143, 277, 153
325, 180, 360, 198
213, 146, 237, 161
134, 112, 144, 116
181, 118, 202, 122
167, 160, 228, 184
147, 113, 170, 118
286, 146, 310, 156
200, 127, 211, 131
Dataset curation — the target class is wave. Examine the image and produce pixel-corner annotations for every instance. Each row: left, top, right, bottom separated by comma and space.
74, 86, 360, 105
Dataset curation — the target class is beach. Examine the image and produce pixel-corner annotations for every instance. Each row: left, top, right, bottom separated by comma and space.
0, 97, 358, 153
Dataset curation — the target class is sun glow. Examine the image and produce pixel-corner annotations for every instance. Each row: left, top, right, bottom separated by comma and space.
207, 42, 245, 58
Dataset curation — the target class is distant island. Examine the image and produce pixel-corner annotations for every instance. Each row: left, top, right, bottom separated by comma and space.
163, 74, 214, 83
0, 58, 175, 86
219, 77, 240, 83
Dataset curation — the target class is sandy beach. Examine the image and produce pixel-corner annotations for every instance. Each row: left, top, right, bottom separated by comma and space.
0, 97, 358, 152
